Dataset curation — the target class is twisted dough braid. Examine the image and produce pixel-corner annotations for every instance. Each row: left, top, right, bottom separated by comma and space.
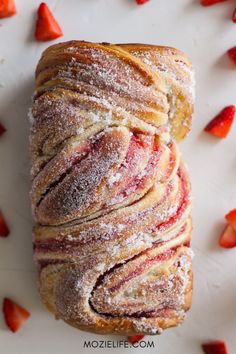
30, 41, 194, 335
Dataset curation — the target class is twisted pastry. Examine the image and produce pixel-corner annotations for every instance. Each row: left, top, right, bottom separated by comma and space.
30, 41, 194, 335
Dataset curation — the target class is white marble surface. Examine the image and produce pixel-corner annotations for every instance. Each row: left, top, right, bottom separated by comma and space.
0, 0, 236, 353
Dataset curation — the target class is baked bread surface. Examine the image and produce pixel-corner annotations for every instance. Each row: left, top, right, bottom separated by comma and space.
31, 41, 194, 335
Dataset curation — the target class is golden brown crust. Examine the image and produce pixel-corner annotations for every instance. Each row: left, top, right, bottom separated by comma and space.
119, 43, 194, 141
30, 40, 194, 335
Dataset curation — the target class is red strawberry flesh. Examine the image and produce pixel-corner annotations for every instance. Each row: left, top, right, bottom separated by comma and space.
219, 224, 236, 249
0, 0, 16, 19
225, 209, 236, 230
0, 122, 6, 137
232, 9, 236, 23
0, 211, 9, 237
35, 2, 63, 41
128, 335, 145, 344
136, 0, 149, 5
228, 47, 236, 67
202, 340, 227, 354
3, 298, 30, 333
201, 0, 228, 6
204, 105, 235, 138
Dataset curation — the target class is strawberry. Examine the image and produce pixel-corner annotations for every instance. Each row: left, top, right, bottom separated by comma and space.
202, 341, 227, 354
127, 335, 145, 344
204, 105, 236, 138
0, 211, 9, 237
233, 9, 236, 23
35, 3, 63, 41
3, 298, 30, 333
0, 122, 6, 137
228, 47, 236, 67
200, 0, 227, 6
219, 224, 236, 249
0, 0, 16, 18
225, 209, 236, 230
136, 0, 149, 5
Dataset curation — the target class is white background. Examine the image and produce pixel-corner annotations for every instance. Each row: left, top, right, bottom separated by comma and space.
0, 0, 236, 353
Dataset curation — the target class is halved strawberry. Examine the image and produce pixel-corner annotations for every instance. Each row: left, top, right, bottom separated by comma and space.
0, 0, 16, 18
3, 298, 30, 333
35, 3, 63, 41
219, 224, 236, 249
232, 9, 236, 23
0, 211, 9, 237
202, 341, 227, 354
0, 122, 6, 137
128, 335, 145, 344
204, 105, 235, 138
225, 209, 236, 230
228, 47, 236, 67
200, 0, 227, 6
136, 0, 149, 4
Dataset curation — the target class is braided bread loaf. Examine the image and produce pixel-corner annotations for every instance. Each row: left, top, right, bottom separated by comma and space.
30, 41, 194, 335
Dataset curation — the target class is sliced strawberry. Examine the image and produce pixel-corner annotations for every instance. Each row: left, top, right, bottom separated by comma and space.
202, 341, 227, 354
128, 335, 145, 344
0, 122, 6, 137
225, 209, 236, 230
3, 298, 30, 333
200, 0, 227, 6
0, 0, 16, 18
204, 105, 235, 138
136, 0, 149, 5
232, 9, 236, 23
219, 224, 236, 249
0, 211, 9, 237
35, 3, 63, 41
228, 47, 236, 67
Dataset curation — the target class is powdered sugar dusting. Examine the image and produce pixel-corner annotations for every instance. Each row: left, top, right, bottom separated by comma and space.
32, 41, 193, 335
